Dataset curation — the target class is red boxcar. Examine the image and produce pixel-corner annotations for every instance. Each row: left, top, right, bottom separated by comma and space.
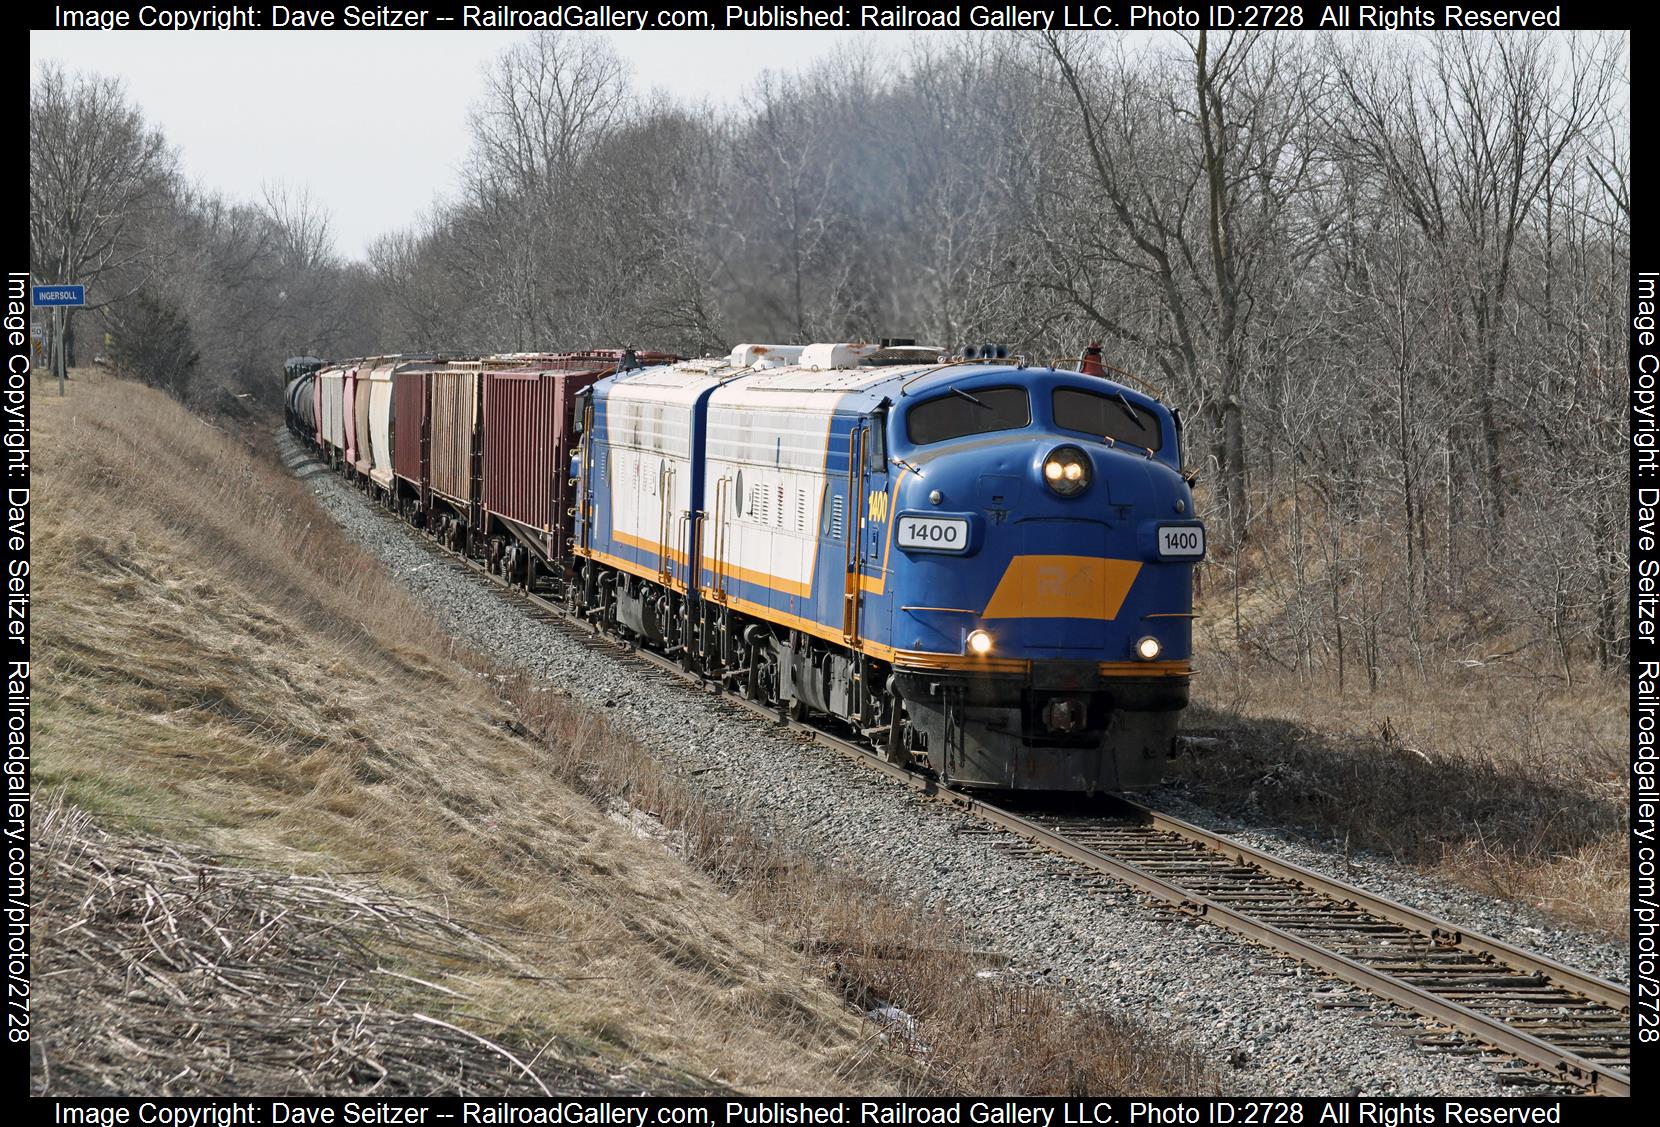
391, 367, 430, 493
482, 365, 608, 565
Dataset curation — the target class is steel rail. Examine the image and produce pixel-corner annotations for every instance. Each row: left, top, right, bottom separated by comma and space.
1108, 798, 1631, 1014
387, 504, 1631, 1098
956, 800, 1630, 1097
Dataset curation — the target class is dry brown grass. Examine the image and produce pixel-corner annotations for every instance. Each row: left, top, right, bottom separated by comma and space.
34, 370, 1213, 1094
1184, 490, 1629, 939
1179, 664, 1628, 939
32, 803, 693, 1096
33, 371, 901, 1093
504, 681, 1216, 1095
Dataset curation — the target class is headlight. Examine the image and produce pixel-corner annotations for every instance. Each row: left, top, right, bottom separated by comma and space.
967, 629, 994, 656
1042, 446, 1091, 497
1135, 636, 1163, 661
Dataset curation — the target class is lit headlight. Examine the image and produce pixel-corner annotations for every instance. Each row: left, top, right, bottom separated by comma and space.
1042, 446, 1091, 497
967, 629, 994, 656
1135, 636, 1163, 661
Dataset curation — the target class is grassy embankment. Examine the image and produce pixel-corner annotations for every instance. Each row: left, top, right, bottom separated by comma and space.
32, 369, 1212, 1094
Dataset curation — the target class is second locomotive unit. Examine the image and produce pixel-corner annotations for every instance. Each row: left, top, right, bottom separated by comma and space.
570, 342, 1203, 791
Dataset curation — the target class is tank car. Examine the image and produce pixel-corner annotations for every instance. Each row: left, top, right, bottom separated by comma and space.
282, 356, 323, 443
571, 342, 1202, 792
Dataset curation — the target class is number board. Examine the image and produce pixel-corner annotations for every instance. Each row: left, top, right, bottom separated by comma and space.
897, 514, 968, 553
1157, 524, 1205, 558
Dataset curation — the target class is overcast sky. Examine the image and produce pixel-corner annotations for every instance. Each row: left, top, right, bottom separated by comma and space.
36, 28, 1621, 266
29, 30, 881, 261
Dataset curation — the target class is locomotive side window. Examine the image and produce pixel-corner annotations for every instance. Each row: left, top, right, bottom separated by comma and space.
1052, 387, 1163, 452
906, 386, 1030, 446
866, 407, 888, 469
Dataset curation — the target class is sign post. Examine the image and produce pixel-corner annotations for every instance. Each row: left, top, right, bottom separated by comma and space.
32, 285, 87, 396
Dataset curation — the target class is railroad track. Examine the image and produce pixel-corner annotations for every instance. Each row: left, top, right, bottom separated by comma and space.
976, 805, 1630, 1095
399, 520, 1631, 1097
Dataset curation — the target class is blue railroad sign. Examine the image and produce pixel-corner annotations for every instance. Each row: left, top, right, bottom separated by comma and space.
32, 285, 86, 307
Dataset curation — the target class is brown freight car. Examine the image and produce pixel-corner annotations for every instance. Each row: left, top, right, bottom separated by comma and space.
391, 366, 430, 505
382, 359, 484, 550
480, 364, 608, 580
543, 349, 680, 372
429, 360, 483, 511
385, 349, 680, 570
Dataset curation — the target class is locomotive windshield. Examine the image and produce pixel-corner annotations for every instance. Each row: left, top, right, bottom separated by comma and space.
1052, 387, 1163, 452
906, 386, 1030, 446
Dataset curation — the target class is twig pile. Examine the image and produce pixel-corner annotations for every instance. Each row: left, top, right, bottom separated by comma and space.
31, 805, 618, 1096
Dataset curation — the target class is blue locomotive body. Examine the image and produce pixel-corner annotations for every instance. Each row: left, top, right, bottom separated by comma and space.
574, 343, 1202, 791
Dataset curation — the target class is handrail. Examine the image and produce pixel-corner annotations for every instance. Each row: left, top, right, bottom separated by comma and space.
657, 463, 673, 585
711, 477, 726, 600
843, 427, 864, 643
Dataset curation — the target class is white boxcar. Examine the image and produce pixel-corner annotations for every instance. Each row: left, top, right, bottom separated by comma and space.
363, 358, 398, 488
317, 365, 347, 453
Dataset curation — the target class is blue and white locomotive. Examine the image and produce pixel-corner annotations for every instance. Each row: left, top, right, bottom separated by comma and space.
572, 341, 1203, 792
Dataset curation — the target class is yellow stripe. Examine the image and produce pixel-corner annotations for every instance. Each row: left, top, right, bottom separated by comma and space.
892, 650, 1027, 674
981, 556, 1141, 620
886, 653, 1191, 677
720, 591, 900, 662
578, 546, 687, 594
1098, 660, 1192, 677
709, 560, 812, 598
574, 554, 1191, 679
613, 528, 687, 565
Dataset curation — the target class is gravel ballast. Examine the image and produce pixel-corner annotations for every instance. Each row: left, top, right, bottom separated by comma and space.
282, 436, 1617, 1096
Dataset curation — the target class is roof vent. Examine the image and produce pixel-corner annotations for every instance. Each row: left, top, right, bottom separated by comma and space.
800, 342, 880, 370
729, 343, 806, 369
801, 342, 946, 370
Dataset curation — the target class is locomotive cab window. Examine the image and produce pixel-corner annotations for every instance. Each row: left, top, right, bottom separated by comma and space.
1052, 387, 1163, 452
906, 386, 1030, 446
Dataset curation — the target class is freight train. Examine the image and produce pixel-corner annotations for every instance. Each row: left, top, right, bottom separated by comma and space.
285, 342, 1203, 792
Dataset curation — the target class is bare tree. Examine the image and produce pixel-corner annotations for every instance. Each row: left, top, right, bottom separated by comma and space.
1331, 32, 1615, 528
332, 29, 1629, 687
468, 33, 630, 200
29, 63, 178, 364
1027, 31, 1325, 538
